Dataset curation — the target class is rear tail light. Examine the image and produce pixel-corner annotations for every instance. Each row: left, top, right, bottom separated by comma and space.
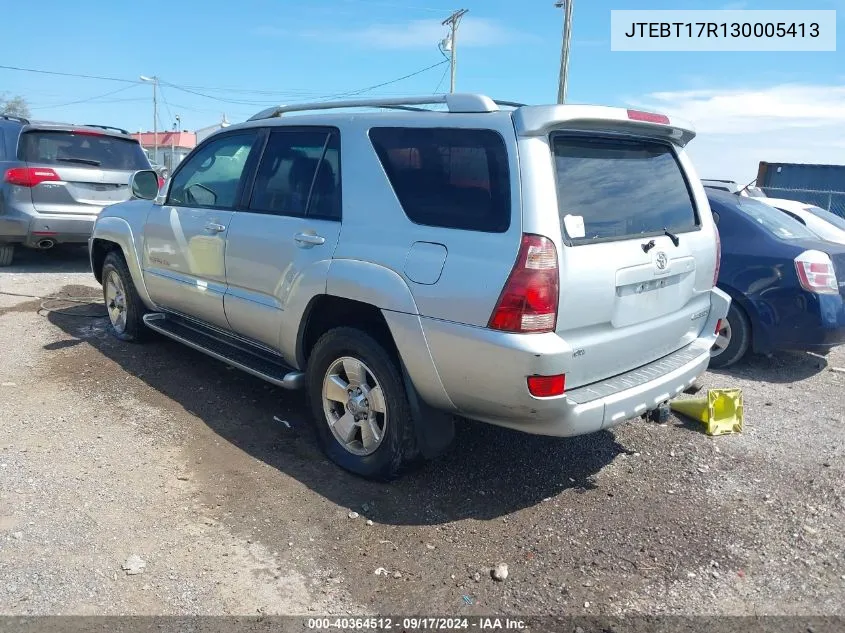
627, 109, 670, 125
158, 176, 165, 189
4, 167, 61, 187
713, 226, 721, 287
795, 250, 839, 295
527, 374, 566, 398
488, 234, 559, 333
715, 319, 723, 336
72, 129, 104, 136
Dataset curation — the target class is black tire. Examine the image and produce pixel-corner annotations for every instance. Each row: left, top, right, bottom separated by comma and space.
101, 251, 148, 342
306, 327, 422, 481
709, 302, 751, 369
0, 244, 14, 267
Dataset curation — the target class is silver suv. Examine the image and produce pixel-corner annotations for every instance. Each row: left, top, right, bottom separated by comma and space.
89, 94, 730, 480
0, 115, 152, 266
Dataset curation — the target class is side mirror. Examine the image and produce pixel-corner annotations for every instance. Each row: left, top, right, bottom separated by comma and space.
130, 170, 160, 200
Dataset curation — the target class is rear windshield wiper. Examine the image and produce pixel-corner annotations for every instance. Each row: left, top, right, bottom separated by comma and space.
55, 157, 102, 166
663, 228, 680, 247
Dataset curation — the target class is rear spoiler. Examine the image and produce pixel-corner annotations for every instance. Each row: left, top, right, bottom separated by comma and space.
512, 105, 695, 147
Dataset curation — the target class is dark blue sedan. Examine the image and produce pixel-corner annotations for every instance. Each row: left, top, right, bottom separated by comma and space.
706, 189, 845, 368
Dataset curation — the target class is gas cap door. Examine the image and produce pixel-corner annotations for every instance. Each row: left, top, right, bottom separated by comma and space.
404, 241, 448, 285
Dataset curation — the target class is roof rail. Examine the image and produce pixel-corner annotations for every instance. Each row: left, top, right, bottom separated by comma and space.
82, 124, 130, 135
247, 93, 524, 121
1, 114, 30, 125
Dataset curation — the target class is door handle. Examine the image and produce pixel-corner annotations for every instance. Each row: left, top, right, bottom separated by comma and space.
294, 232, 326, 246
204, 222, 226, 233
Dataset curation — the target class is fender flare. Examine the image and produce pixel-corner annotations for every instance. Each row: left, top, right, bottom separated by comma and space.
91, 217, 156, 309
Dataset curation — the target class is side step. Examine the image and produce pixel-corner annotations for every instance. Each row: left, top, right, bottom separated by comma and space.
142, 313, 305, 390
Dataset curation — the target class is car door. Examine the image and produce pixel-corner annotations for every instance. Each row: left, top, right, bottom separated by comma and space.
223, 126, 342, 354
142, 130, 261, 330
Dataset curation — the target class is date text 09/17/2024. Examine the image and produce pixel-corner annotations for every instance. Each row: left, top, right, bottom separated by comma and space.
306, 617, 528, 630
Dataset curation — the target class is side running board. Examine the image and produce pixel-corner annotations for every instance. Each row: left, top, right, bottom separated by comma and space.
142, 313, 305, 390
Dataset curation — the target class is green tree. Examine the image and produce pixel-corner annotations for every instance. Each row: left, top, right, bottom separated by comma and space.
0, 94, 30, 118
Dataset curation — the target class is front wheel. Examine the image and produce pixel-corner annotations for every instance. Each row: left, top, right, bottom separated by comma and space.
306, 327, 421, 480
101, 251, 148, 342
709, 303, 751, 369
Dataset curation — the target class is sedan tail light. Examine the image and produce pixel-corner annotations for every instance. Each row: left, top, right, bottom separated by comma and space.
795, 250, 839, 295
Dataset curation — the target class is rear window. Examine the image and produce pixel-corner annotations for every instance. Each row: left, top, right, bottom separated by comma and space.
18, 131, 149, 171
552, 136, 698, 243
369, 127, 510, 233
736, 197, 816, 240
805, 206, 845, 232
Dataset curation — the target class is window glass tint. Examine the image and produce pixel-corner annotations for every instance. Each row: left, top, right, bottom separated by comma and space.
18, 131, 149, 170
168, 133, 256, 209
369, 127, 510, 232
737, 198, 815, 240
250, 129, 341, 220
553, 136, 698, 242
0, 128, 5, 160
805, 206, 845, 232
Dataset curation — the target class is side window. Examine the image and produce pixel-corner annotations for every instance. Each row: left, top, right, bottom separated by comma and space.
368, 127, 511, 233
168, 132, 257, 209
249, 128, 341, 221
0, 128, 6, 160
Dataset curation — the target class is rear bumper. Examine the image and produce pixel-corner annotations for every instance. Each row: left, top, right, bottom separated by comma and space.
760, 291, 845, 353
0, 205, 96, 245
419, 287, 731, 437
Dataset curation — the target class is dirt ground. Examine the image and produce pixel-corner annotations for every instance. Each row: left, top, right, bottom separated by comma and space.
1, 246, 844, 618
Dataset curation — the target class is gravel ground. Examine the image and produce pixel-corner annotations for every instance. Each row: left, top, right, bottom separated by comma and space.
1, 246, 844, 617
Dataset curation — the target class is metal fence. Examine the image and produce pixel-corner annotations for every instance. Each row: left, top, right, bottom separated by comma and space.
761, 186, 845, 219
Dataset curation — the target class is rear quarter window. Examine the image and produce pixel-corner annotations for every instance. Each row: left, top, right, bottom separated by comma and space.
18, 131, 149, 171
552, 135, 698, 243
368, 127, 510, 233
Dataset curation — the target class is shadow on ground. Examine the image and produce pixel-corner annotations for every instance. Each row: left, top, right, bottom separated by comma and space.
3, 245, 91, 274
44, 289, 627, 526
711, 349, 827, 383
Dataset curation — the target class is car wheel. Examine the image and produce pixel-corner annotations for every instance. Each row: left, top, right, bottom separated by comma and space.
709, 302, 751, 369
306, 327, 422, 481
0, 245, 14, 267
101, 251, 147, 342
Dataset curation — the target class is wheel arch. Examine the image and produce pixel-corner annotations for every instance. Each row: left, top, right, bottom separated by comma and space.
90, 217, 155, 309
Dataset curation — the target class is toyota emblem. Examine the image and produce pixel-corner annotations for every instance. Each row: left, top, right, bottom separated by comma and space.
655, 251, 668, 270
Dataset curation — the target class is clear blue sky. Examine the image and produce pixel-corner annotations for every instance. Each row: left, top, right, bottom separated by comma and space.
1, 0, 842, 181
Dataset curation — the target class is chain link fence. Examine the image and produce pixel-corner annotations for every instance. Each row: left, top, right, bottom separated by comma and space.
761, 186, 845, 219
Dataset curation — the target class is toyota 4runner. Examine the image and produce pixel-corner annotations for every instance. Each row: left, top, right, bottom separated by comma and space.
89, 94, 730, 480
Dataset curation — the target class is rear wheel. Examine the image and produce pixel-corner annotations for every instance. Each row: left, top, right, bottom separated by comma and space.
709, 302, 751, 369
0, 245, 14, 267
306, 327, 421, 480
101, 251, 147, 342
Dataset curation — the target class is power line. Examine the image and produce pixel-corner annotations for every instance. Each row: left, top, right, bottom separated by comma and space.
30, 84, 140, 110
0, 64, 139, 84
326, 60, 448, 99
433, 64, 450, 94
158, 85, 175, 124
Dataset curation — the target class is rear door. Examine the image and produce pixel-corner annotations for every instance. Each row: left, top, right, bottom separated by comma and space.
17, 128, 150, 215
547, 133, 717, 387
223, 126, 343, 352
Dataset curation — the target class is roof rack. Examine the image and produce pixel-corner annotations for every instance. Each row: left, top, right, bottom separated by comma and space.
82, 124, 130, 135
1, 114, 30, 125
247, 94, 525, 122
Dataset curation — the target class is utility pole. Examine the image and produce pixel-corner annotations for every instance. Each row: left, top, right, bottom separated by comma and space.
139, 75, 159, 164
554, 1, 574, 104
442, 9, 468, 93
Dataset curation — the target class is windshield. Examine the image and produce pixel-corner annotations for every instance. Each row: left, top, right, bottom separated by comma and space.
804, 206, 845, 232
735, 197, 816, 240
553, 135, 698, 243
19, 131, 150, 171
